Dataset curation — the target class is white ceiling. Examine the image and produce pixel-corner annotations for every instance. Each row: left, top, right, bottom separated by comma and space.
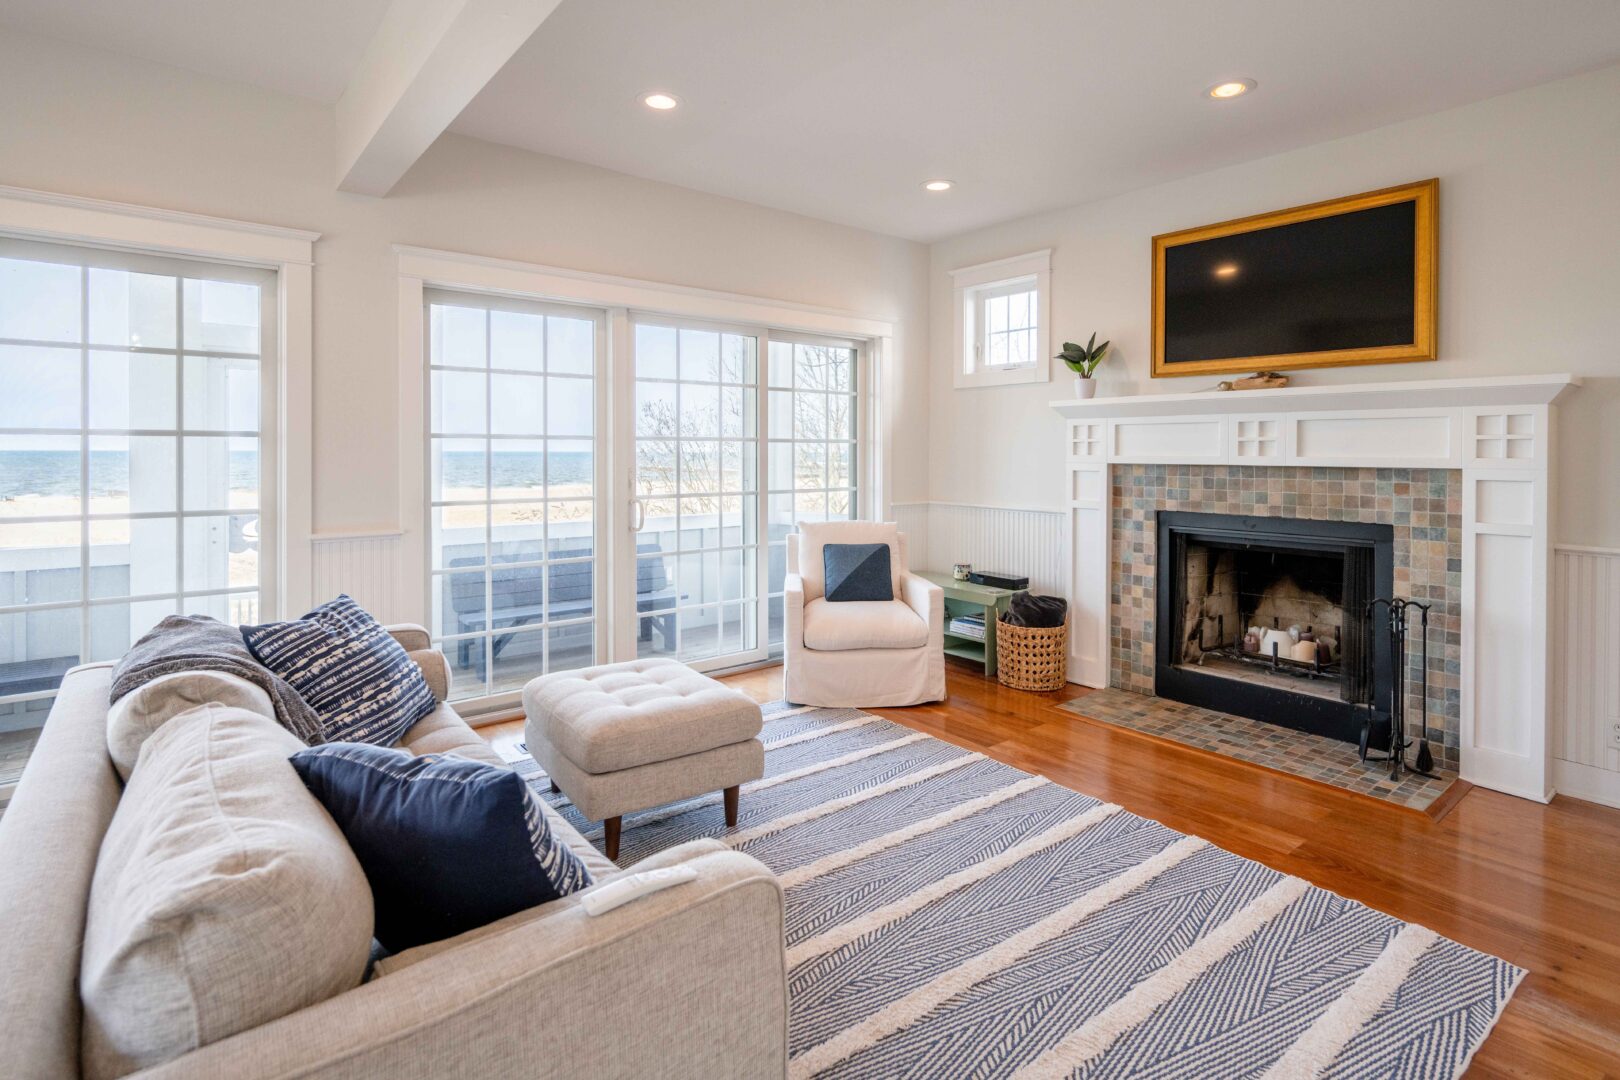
451, 0, 1620, 240
5, 0, 1620, 241
0, 0, 391, 102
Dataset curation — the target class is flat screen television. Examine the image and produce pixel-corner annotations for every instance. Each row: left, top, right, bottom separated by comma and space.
1151, 180, 1436, 378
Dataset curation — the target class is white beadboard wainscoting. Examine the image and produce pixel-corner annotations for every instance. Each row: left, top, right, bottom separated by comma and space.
892, 502, 1066, 594
310, 533, 407, 626
1553, 545, 1620, 808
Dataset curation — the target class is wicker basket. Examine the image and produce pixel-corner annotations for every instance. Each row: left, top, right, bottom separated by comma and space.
995, 614, 1069, 692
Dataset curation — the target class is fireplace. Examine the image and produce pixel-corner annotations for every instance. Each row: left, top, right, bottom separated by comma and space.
1155, 511, 1394, 744
1062, 376, 1575, 797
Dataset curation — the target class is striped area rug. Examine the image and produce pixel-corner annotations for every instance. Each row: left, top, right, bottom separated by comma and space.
504, 703, 1522, 1079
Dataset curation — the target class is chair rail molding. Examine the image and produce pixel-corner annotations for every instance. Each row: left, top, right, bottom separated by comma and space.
1050, 374, 1582, 804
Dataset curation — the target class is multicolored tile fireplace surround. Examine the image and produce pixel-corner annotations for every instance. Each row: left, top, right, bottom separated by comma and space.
1110, 464, 1463, 771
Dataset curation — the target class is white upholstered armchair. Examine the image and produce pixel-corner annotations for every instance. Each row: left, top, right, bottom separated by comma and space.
782, 521, 945, 707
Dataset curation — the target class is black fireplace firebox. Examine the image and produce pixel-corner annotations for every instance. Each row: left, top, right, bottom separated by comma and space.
1155, 511, 1394, 744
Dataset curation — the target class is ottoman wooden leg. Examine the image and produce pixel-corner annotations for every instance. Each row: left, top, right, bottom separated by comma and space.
549, 780, 560, 794
724, 785, 740, 828
603, 816, 622, 861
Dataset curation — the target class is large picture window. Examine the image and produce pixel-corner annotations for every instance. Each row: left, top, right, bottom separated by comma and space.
0, 238, 275, 730
425, 290, 604, 701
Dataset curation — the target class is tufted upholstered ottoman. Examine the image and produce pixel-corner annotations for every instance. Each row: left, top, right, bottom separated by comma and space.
521, 658, 764, 861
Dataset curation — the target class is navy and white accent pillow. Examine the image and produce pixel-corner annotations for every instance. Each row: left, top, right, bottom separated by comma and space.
242, 595, 435, 747
823, 542, 894, 602
289, 743, 594, 952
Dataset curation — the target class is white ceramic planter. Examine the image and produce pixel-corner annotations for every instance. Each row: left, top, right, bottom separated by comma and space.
1073, 376, 1098, 399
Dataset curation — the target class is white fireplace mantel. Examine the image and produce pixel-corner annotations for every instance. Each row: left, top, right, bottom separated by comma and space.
1052, 373, 1580, 804
1051, 373, 1578, 420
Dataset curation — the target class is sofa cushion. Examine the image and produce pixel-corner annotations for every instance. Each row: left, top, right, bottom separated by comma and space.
105, 669, 275, 781
523, 658, 763, 774
803, 597, 929, 651
398, 702, 503, 761
242, 594, 436, 747
290, 743, 596, 952
797, 521, 903, 601
823, 542, 895, 602
80, 705, 373, 1080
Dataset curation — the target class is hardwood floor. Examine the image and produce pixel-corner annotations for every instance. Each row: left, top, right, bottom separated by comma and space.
484, 661, 1620, 1078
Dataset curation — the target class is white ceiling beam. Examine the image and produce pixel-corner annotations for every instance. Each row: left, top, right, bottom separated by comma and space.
335, 0, 563, 196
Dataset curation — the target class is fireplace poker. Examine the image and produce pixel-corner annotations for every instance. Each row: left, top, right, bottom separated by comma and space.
1413, 603, 1435, 775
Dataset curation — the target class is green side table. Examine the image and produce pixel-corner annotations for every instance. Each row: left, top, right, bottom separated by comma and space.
918, 570, 1023, 678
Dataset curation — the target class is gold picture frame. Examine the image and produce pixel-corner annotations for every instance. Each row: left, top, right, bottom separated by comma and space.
1151, 179, 1437, 378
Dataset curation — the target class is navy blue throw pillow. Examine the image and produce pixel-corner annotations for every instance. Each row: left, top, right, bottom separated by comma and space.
823, 542, 893, 602
242, 594, 435, 748
289, 743, 594, 952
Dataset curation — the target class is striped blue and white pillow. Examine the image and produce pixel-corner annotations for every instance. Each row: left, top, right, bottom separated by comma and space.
242, 595, 436, 747
289, 743, 595, 951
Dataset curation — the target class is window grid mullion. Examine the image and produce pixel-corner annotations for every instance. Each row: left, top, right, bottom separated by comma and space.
483, 307, 495, 696
0, 585, 256, 619
0, 336, 260, 362
174, 272, 187, 609
0, 428, 262, 439
539, 315, 551, 676
78, 264, 91, 663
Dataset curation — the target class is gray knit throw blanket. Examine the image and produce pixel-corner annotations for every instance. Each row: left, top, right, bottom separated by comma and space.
110, 614, 324, 745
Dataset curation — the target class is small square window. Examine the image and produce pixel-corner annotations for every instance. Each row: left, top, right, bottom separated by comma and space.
951, 250, 1051, 389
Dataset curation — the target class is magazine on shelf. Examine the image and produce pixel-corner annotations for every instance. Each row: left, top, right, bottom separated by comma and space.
948, 613, 987, 640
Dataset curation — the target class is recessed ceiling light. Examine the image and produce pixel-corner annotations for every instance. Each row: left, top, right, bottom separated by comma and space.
922, 179, 954, 192
1214, 263, 1240, 278
641, 92, 679, 111
1206, 79, 1256, 100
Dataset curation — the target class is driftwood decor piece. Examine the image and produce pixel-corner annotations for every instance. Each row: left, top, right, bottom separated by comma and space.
1215, 371, 1290, 391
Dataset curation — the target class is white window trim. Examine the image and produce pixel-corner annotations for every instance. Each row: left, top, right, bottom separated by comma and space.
394, 245, 895, 714
950, 248, 1052, 389
0, 184, 317, 617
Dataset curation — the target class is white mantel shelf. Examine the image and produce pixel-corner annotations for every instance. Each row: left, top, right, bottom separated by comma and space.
1054, 371, 1579, 806
1049, 373, 1579, 420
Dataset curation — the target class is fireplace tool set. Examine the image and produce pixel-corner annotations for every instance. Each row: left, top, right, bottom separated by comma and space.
1358, 597, 1437, 781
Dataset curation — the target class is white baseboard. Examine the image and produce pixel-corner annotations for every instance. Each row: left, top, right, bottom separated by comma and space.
1553, 758, 1620, 810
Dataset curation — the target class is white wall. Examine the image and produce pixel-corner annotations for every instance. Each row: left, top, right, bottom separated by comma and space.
926, 63, 1620, 549
0, 30, 931, 539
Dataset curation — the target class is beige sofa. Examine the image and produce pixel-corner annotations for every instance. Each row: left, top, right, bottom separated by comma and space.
0, 626, 789, 1080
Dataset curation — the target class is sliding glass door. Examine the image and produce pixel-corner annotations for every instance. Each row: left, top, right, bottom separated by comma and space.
627, 318, 766, 671
423, 294, 865, 705
424, 289, 606, 700
765, 335, 860, 655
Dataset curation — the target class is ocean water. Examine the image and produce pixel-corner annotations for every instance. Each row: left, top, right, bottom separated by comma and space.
0, 449, 591, 500
440, 450, 591, 489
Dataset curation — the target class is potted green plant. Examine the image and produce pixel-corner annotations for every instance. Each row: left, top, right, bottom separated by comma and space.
1057, 334, 1109, 399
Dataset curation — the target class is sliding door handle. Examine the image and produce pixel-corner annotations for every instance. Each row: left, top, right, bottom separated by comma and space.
630, 498, 646, 532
